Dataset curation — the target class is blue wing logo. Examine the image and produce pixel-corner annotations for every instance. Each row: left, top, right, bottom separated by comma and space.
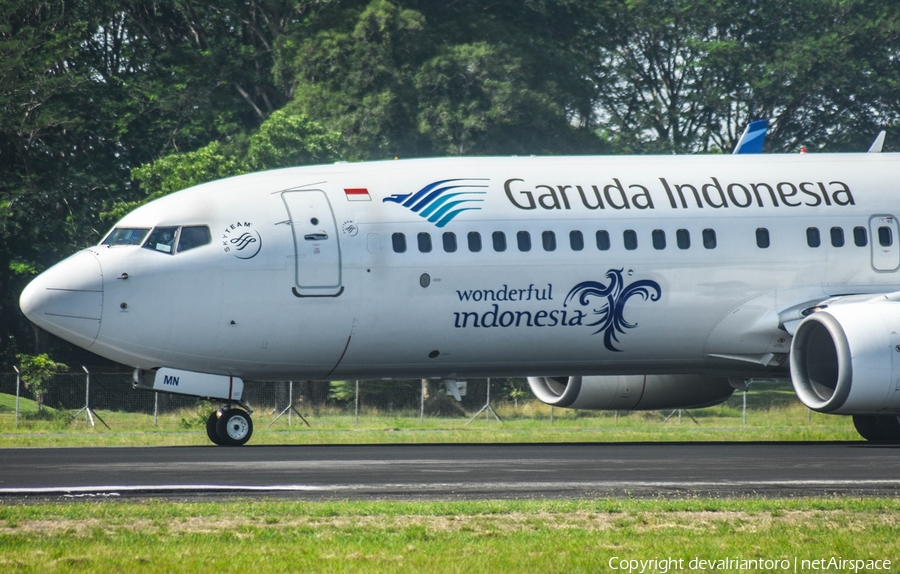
383, 178, 488, 227
564, 269, 662, 352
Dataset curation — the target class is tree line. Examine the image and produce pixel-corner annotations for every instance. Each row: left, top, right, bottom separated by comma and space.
2, 0, 899, 366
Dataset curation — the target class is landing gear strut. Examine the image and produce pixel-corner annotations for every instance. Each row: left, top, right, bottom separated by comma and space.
206, 405, 254, 446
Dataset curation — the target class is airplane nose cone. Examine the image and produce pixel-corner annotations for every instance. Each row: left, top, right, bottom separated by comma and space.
19, 250, 103, 348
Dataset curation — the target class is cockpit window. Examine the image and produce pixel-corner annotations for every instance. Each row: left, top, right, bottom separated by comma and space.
102, 228, 150, 246
177, 226, 211, 253
142, 226, 179, 254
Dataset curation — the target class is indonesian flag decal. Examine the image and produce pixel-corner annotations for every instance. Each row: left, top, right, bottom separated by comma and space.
344, 188, 371, 201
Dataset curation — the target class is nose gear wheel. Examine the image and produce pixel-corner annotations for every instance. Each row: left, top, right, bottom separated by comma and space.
209, 408, 253, 446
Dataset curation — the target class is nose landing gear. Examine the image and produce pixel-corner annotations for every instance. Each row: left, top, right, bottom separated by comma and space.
206, 406, 254, 446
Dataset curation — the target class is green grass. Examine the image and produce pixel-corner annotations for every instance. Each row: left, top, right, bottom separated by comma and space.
0, 498, 896, 573
0, 393, 56, 416
0, 383, 860, 447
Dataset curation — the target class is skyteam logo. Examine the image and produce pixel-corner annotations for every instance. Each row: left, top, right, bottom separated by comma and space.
383, 178, 488, 227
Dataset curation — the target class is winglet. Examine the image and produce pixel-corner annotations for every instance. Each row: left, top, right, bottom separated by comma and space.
868, 131, 886, 153
733, 119, 769, 154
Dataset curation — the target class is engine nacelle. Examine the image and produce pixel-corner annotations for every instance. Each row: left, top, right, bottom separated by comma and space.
790, 298, 900, 414
526, 375, 734, 410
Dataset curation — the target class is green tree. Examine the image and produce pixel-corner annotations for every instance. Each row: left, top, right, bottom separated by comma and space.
590, 0, 900, 153
122, 109, 340, 202
247, 109, 341, 170
275, 0, 606, 159
414, 43, 592, 155
16, 353, 67, 411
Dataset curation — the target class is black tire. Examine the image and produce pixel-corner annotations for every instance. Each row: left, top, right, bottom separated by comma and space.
215, 408, 253, 446
206, 410, 225, 445
875, 415, 900, 443
853, 415, 884, 442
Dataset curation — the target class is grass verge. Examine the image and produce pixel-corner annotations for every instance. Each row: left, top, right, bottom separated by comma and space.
0, 498, 896, 573
0, 383, 861, 447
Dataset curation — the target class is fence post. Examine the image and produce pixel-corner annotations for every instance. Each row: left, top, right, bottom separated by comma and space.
420, 379, 426, 423
154, 392, 159, 426
13, 366, 20, 427
67, 366, 110, 429
355, 380, 360, 424
742, 391, 747, 426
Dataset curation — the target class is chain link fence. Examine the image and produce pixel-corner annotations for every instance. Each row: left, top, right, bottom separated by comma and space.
0, 372, 532, 419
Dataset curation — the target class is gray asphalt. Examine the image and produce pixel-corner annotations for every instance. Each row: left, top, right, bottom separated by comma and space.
1, 442, 899, 501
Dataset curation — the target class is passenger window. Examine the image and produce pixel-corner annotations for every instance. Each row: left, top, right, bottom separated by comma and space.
143, 226, 179, 254
443, 232, 457, 253
623, 230, 638, 250
517, 231, 532, 252
702, 229, 717, 249
830, 227, 844, 248
854, 226, 868, 247
177, 226, 211, 253
652, 229, 666, 250
492, 231, 507, 252
807, 227, 821, 248
676, 229, 690, 250
392, 232, 407, 253
879, 226, 893, 247
756, 228, 770, 249
467, 232, 482, 252
103, 227, 149, 246
596, 230, 610, 251
542, 231, 556, 251
417, 232, 432, 253
569, 230, 584, 251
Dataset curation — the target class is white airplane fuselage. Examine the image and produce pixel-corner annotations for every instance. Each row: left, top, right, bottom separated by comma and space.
19, 154, 900, 442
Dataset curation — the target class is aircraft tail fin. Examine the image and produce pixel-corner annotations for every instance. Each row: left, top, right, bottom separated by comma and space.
733, 119, 769, 154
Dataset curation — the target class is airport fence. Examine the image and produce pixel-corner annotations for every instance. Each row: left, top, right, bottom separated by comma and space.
0, 371, 534, 420
0, 370, 812, 432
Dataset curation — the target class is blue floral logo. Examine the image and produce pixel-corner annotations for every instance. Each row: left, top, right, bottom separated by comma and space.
564, 269, 662, 352
383, 178, 488, 227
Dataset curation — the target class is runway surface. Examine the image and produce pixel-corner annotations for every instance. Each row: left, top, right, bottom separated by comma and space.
1, 442, 899, 501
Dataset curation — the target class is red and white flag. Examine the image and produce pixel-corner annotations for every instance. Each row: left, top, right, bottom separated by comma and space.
344, 188, 371, 201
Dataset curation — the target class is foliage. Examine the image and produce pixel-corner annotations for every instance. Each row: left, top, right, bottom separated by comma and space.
591, 0, 900, 153
14, 353, 67, 410
247, 109, 341, 170
117, 109, 340, 203
329, 379, 424, 410
276, 0, 605, 159
179, 404, 211, 429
